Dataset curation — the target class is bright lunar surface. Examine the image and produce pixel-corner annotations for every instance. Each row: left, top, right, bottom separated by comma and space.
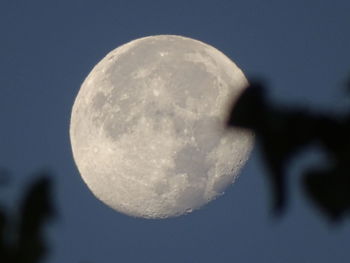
70, 35, 253, 219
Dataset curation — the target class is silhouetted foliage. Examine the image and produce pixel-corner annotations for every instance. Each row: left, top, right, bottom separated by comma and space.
0, 171, 55, 263
227, 79, 350, 222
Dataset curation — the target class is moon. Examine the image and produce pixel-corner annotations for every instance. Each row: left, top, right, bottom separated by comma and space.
70, 35, 253, 219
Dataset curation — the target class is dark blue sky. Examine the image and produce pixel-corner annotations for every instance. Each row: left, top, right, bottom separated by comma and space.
1, 0, 350, 262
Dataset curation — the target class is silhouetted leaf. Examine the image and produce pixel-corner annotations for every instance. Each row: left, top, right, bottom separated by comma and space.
227, 77, 350, 221
0, 170, 55, 263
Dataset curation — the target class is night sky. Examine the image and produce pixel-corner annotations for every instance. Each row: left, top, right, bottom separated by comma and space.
1, 1, 350, 262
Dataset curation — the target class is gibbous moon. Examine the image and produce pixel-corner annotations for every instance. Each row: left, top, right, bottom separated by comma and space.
70, 35, 252, 219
